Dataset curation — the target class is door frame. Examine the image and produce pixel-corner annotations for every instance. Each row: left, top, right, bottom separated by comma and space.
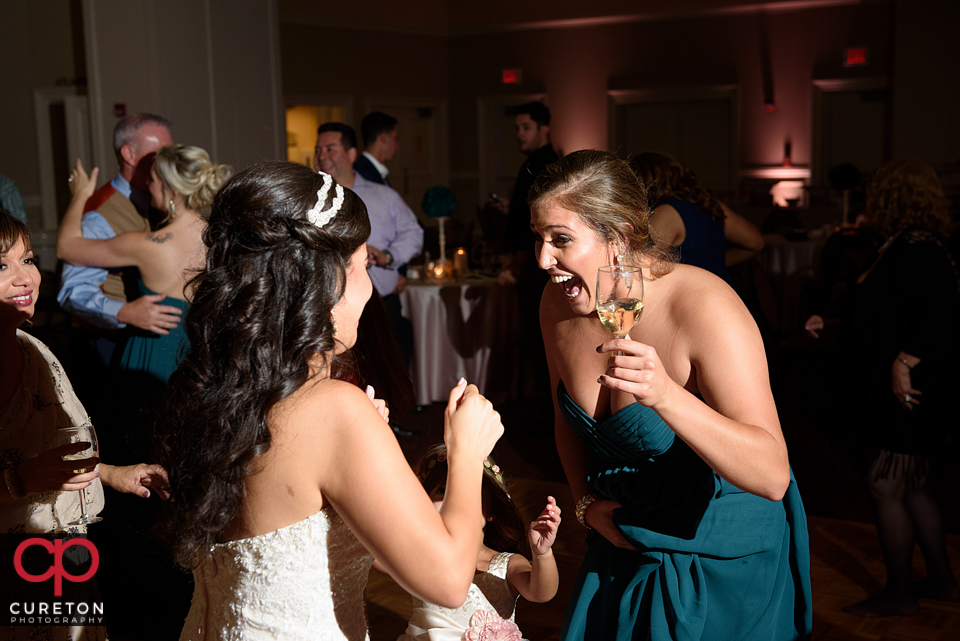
284, 93, 356, 126
33, 86, 92, 231
477, 93, 544, 204
607, 85, 739, 192
363, 95, 449, 189
811, 77, 889, 186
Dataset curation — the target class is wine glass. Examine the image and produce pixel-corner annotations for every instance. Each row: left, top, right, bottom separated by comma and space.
596, 265, 644, 340
55, 426, 103, 526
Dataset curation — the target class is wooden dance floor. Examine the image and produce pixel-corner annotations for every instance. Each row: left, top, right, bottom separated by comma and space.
366, 477, 960, 641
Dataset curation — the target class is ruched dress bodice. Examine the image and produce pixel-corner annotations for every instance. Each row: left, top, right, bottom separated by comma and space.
180, 506, 374, 641
557, 381, 812, 641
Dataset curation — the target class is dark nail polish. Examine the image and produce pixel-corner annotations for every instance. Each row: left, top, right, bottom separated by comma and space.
597, 375, 605, 383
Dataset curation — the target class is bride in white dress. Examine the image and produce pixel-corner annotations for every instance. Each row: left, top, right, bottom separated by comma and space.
154, 162, 504, 640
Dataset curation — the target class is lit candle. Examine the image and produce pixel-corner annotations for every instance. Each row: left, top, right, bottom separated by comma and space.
454, 247, 468, 274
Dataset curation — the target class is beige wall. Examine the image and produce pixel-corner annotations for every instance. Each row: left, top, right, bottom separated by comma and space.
3, 0, 957, 238
281, 0, 448, 33
0, 0, 81, 225
279, 22, 449, 127
84, 0, 285, 177
891, 0, 960, 164
0, 0, 285, 236
276, 1, 925, 231
446, 3, 893, 169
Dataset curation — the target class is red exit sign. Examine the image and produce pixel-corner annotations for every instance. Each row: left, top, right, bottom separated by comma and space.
845, 47, 868, 67
502, 68, 522, 84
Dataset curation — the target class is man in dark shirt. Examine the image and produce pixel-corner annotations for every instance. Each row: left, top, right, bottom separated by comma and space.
501, 101, 559, 282
354, 111, 399, 187
499, 101, 558, 399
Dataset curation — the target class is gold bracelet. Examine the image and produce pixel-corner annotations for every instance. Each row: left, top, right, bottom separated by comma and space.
575, 494, 598, 529
3, 467, 26, 500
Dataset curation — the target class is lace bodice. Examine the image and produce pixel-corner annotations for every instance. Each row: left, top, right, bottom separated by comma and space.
180, 506, 374, 641
399, 552, 520, 641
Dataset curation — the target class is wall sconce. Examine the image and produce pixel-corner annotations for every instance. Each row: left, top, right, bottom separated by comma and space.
769, 181, 805, 207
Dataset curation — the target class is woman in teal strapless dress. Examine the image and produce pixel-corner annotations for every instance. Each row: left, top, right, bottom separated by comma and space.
58, 145, 232, 384
529, 151, 812, 640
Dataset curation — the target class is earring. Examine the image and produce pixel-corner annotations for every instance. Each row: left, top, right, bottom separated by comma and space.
168, 199, 176, 219
616, 251, 627, 265
330, 309, 338, 337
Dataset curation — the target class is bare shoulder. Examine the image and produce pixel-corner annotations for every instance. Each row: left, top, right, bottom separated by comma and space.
659, 264, 753, 329
657, 266, 769, 386
275, 379, 377, 444
268, 378, 397, 491
296, 378, 370, 419
648, 265, 761, 362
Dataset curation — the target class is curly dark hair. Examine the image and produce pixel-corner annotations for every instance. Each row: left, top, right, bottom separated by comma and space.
416, 444, 529, 558
154, 161, 370, 569
629, 151, 725, 223
867, 159, 949, 237
530, 150, 676, 277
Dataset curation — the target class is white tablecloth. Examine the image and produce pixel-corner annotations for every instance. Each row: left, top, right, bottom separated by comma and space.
758, 233, 825, 333
400, 279, 520, 406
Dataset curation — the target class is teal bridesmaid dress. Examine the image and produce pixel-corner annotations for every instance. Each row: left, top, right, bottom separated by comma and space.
557, 381, 812, 641
118, 281, 190, 384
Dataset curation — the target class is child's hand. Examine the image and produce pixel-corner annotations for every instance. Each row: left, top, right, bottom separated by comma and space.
529, 496, 561, 556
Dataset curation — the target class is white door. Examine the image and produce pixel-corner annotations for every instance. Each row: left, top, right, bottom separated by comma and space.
478, 95, 544, 205
814, 87, 887, 186
613, 97, 735, 195
33, 88, 92, 269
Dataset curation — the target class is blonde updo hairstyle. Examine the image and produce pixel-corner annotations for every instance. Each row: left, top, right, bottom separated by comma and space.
154, 144, 232, 218
529, 150, 675, 277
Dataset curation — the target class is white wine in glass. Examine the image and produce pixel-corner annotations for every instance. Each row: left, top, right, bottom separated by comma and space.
55, 426, 102, 526
596, 265, 644, 338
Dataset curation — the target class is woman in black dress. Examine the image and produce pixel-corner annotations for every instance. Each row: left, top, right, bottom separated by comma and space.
826, 159, 960, 616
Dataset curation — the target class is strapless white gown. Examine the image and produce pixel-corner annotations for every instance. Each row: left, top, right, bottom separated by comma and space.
179, 506, 374, 641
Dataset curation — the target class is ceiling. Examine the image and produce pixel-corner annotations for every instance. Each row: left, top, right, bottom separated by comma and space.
278, 0, 866, 35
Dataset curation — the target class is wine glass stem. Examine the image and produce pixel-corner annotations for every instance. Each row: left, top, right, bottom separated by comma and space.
77, 488, 89, 521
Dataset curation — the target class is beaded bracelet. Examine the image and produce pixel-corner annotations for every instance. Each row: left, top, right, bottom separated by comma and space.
897, 356, 913, 370
575, 494, 598, 529
3, 467, 26, 500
